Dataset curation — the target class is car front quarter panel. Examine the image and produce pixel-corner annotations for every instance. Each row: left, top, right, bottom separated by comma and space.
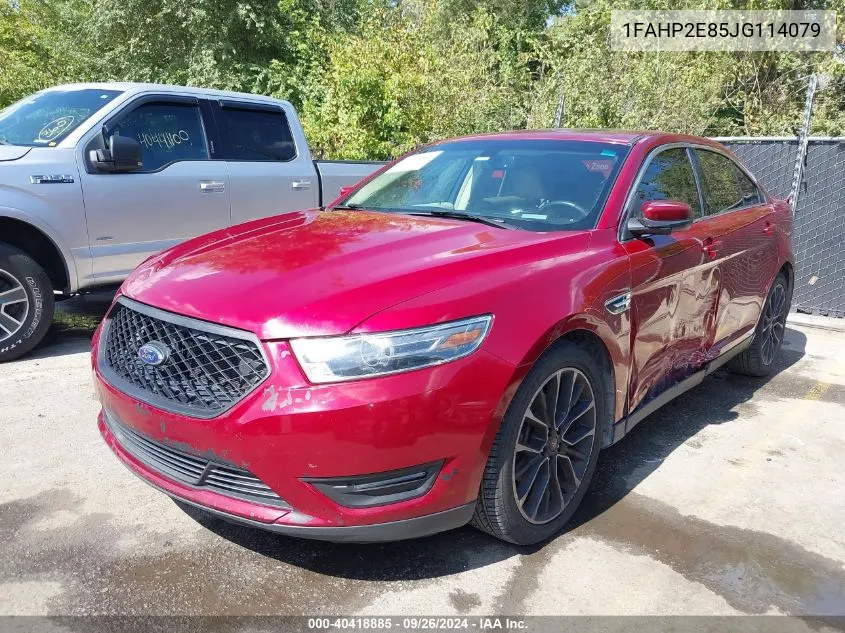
357, 228, 632, 427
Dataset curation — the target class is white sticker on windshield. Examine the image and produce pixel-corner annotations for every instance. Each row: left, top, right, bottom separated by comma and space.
36, 116, 74, 143
385, 150, 443, 174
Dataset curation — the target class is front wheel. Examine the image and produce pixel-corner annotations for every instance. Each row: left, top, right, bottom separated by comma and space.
0, 244, 55, 362
471, 341, 606, 545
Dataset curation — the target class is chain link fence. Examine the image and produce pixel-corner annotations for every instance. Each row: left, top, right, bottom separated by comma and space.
717, 137, 845, 318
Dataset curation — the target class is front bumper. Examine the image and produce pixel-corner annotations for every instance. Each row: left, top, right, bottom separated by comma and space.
93, 327, 517, 541
99, 411, 475, 542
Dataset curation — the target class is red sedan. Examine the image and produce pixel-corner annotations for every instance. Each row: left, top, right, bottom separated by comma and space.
93, 131, 793, 545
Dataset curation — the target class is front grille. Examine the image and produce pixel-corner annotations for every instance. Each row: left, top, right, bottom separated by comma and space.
105, 411, 288, 509
100, 297, 269, 417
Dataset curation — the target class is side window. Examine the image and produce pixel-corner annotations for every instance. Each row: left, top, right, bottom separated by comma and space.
216, 106, 296, 161
695, 149, 759, 215
633, 147, 701, 218
109, 102, 208, 172
733, 161, 763, 206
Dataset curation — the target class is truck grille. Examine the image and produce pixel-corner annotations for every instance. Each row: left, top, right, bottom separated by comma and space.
99, 297, 269, 418
104, 411, 288, 508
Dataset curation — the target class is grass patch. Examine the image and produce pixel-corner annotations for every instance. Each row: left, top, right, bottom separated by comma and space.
51, 306, 107, 336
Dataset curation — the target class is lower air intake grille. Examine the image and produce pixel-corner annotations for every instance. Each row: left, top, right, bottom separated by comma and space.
105, 411, 288, 509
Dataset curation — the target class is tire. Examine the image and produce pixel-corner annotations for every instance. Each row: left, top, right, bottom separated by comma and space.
0, 243, 55, 362
728, 272, 790, 377
471, 341, 607, 545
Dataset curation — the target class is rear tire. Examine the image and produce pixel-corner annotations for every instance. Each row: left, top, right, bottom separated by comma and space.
471, 341, 607, 545
0, 244, 55, 362
728, 273, 790, 377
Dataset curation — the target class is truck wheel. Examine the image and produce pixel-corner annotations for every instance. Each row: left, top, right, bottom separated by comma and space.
728, 273, 790, 378
0, 244, 55, 362
471, 341, 606, 545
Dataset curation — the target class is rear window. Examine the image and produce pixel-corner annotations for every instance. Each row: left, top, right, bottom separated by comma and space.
345, 139, 629, 231
216, 106, 296, 162
695, 149, 762, 215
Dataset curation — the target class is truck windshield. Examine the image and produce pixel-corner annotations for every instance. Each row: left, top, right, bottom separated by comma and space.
0, 88, 122, 147
342, 139, 630, 231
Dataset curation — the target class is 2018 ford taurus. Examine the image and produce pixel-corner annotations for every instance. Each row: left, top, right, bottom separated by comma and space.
92, 130, 793, 545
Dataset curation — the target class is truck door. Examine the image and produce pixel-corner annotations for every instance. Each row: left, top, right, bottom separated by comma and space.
78, 95, 230, 283
210, 100, 320, 224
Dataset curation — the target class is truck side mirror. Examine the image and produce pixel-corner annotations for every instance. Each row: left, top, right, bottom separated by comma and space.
89, 134, 142, 173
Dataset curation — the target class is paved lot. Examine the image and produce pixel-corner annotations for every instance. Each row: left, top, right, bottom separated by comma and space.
1, 300, 844, 617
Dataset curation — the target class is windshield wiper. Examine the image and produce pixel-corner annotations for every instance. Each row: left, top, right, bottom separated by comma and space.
0, 139, 10, 146
405, 210, 520, 230
330, 205, 519, 230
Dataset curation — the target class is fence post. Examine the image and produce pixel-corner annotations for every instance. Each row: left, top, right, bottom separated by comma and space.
789, 74, 818, 215
553, 93, 564, 128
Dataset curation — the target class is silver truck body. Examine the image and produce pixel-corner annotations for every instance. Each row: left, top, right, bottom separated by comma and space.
0, 83, 385, 293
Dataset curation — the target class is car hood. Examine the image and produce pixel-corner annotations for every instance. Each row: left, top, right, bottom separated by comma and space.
0, 146, 32, 161
122, 209, 586, 339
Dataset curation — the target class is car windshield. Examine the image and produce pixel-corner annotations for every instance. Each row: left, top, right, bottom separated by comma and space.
0, 88, 123, 147
343, 138, 630, 231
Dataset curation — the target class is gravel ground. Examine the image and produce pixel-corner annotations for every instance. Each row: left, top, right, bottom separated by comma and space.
1, 299, 844, 621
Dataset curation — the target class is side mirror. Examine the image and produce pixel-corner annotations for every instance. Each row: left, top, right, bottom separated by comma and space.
628, 200, 694, 237
89, 134, 142, 173
338, 185, 355, 198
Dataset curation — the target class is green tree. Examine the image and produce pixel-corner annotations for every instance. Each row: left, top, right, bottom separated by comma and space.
289, 1, 535, 159
2, 0, 844, 154
0, 0, 62, 105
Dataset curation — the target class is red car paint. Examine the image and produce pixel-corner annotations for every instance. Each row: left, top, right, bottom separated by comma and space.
93, 130, 793, 540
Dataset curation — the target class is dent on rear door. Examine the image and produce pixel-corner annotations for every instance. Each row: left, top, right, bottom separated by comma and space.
708, 206, 778, 351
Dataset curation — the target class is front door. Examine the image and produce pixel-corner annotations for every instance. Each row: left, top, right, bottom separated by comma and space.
78, 97, 231, 283
623, 146, 721, 414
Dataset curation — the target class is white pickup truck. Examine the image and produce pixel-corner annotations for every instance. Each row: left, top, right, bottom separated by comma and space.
0, 82, 385, 361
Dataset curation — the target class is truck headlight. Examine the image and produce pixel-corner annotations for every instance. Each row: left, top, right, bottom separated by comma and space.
290, 315, 493, 383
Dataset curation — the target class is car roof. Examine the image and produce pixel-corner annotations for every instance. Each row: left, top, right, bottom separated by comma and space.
439, 129, 724, 149
38, 82, 293, 108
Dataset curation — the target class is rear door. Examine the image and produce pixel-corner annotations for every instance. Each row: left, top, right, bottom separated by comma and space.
211, 100, 319, 224
622, 146, 721, 413
691, 148, 777, 352
79, 96, 231, 282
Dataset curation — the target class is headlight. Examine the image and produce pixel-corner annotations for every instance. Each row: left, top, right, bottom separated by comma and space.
290, 315, 493, 383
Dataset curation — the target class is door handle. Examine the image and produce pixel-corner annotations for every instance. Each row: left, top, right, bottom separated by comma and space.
702, 238, 721, 259
199, 180, 225, 193
291, 180, 312, 191
763, 221, 774, 236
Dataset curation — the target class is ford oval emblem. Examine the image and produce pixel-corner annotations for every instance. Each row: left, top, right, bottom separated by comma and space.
138, 341, 170, 366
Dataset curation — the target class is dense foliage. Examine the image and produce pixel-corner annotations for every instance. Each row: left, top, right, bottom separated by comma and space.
2, 0, 844, 158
